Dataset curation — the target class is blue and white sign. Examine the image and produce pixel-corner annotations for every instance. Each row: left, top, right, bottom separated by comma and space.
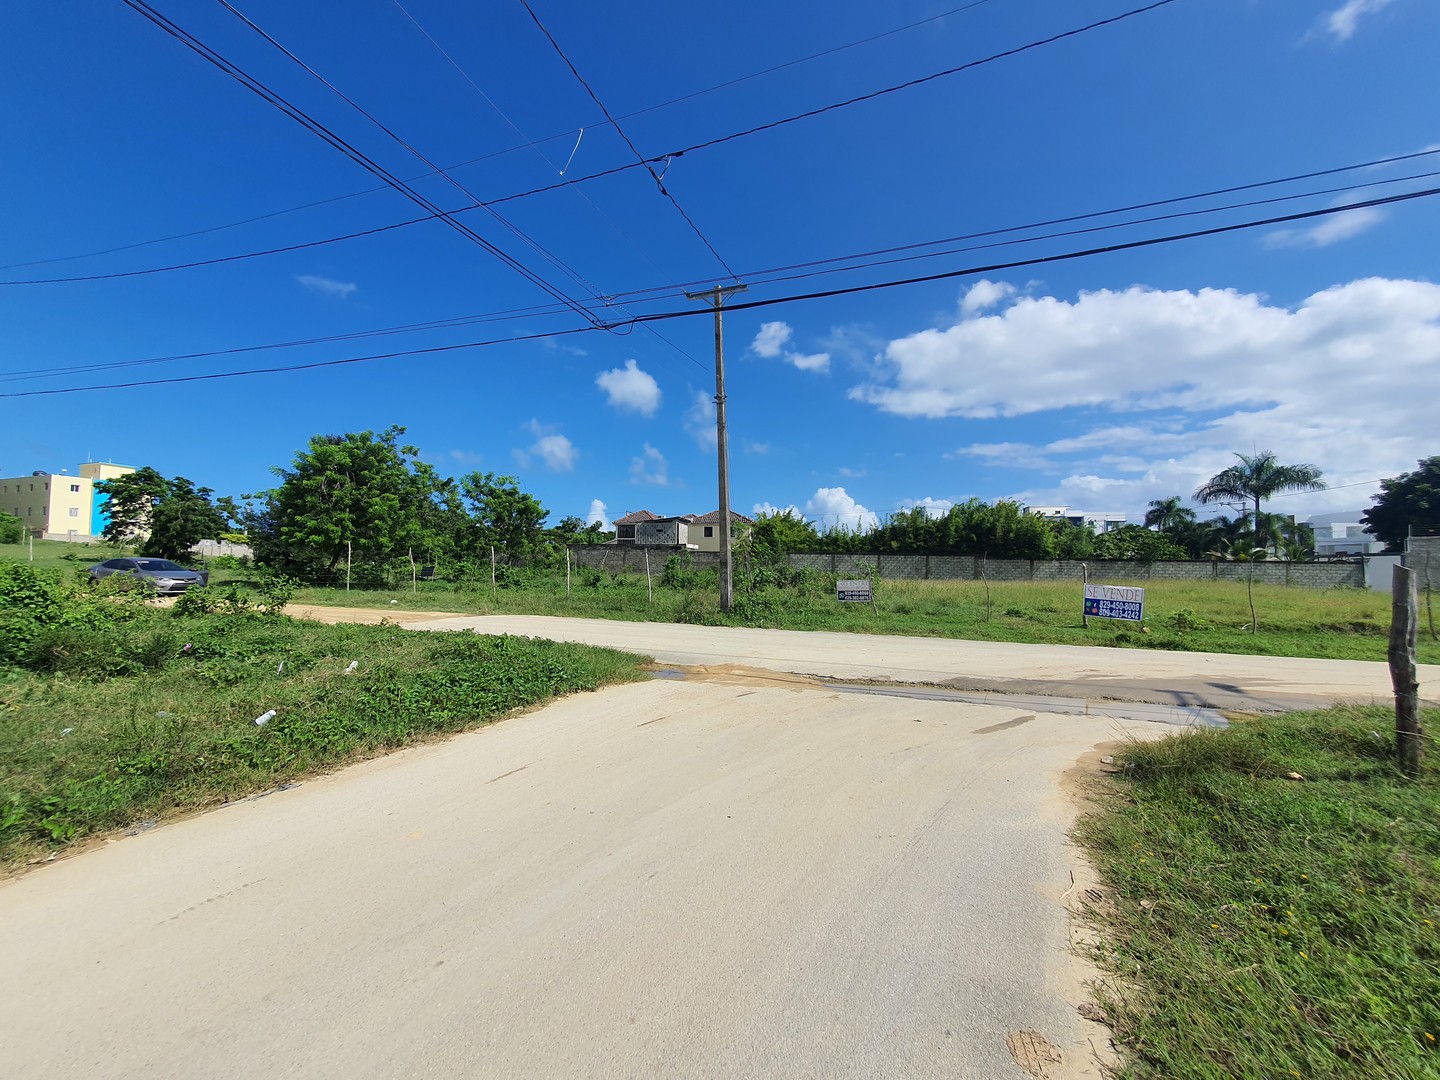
1083, 583, 1145, 622
837, 579, 873, 603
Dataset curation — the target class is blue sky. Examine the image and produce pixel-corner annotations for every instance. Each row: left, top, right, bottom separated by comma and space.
3, 0, 1437, 532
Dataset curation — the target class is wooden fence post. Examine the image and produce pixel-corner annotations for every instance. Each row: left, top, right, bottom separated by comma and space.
1389, 565, 1423, 777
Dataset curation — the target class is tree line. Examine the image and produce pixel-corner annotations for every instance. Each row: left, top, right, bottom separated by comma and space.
75, 436, 1440, 572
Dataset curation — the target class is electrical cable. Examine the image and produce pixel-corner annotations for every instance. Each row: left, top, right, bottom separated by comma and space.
6, 162, 1437, 384
385, 0, 708, 371
12, 0, 1172, 282
0, 0, 1000, 273
117, 0, 605, 328
211, 0, 608, 312
9, 144, 1436, 289
515, 0, 740, 281
6, 183, 1435, 399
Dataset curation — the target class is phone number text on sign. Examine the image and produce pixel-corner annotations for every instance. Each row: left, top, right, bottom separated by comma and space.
1083, 583, 1145, 623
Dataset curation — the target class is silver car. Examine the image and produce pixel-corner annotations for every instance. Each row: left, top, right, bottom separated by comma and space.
89, 558, 209, 594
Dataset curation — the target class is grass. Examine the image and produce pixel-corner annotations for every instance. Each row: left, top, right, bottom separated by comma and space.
0, 610, 649, 872
1074, 706, 1440, 1079
286, 570, 1440, 665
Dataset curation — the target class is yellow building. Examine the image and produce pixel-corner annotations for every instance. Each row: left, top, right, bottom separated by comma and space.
0, 461, 135, 539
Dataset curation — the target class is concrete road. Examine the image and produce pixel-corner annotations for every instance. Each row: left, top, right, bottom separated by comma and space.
7, 614, 1421, 1079
2, 679, 1144, 1079
401, 613, 1439, 711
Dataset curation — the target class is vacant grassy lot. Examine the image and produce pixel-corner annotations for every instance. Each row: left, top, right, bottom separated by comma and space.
0, 568, 648, 871
290, 570, 1440, 665
1075, 707, 1440, 1079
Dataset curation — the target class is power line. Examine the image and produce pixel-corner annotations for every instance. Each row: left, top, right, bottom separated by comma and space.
9, 143, 1437, 290
8, 183, 1436, 399
515, 0, 739, 281
384, 0, 707, 372
7, 162, 1438, 384
211, 0, 608, 311
0, 0, 1000, 273
118, 0, 605, 328
12, 0, 1172, 283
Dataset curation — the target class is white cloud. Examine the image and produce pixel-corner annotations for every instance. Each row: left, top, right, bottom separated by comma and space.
787, 351, 831, 373
1264, 201, 1385, 248
751, 320, 830, 372
447, 449, 484, 466
586, 499, 611, 530
1314, 0, 1394, 41
837, 466, 867, 479
859, 278, 1440, 519
629, 443, 670, 486
960, 279, 1016, 315
295, 274, 357, 299
595, 359, 662, 416
515, 420, 577, 472
743, 440, 771, 455
806, 487, 878, 532
751, 321, 793, 358
900, 497, 954, 518
684, 390, 717, 450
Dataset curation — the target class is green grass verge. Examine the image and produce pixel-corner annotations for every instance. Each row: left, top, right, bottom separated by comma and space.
1074, 707, 1440, 1078
0, 612, 648, 871
289, 572, 1440, 664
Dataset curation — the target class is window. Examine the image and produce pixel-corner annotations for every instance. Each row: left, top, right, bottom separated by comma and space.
69, 507, 80, 517
70, 484, 81, 493
704, 526, 714, 537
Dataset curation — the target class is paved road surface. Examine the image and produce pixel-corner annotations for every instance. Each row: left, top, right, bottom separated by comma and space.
402, 613, 1439, 711
7, 615, 1425, 1078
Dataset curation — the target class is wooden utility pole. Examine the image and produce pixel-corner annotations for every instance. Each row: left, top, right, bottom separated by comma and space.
685, 283, 747, 613
1389, 564, 1423, 777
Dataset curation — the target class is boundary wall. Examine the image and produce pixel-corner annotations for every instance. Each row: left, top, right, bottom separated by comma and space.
569, 545, 1365, 588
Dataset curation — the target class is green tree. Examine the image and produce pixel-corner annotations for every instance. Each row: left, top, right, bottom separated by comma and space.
1092, 525, 1187, 562
145, 478, 231, 561
1361, 456, 1440, 551
459, 472, 549, 565
0, 511, 21, 544
1194, 451, 1326, 533
262, 426, 440, 574
95, 467, 230, 559
95, 466, 170, 545
1143, 496, 1195, 532
749, 510, 821, 565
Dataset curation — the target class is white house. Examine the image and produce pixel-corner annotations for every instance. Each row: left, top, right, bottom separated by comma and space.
1024, 505, 1127, 535
1302, 510, 1385, 557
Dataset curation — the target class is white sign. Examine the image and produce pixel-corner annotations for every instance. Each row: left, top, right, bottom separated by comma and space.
1083, 583, 1145, 622
837, 578, 873, 603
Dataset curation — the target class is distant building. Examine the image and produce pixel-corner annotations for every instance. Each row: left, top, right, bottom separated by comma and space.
1302, 510, 1385, 558
609, 509, 755, 551
0, 460, 135, 540
1024, 504, 1127, 535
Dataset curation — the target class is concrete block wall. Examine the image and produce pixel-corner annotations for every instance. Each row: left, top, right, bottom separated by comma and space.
568, 546, 1365, 589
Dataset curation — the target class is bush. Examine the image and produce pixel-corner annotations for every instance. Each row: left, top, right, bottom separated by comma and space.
0, 512, 22, 544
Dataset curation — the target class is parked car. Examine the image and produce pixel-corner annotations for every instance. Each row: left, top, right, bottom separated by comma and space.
89, 558, 209, 594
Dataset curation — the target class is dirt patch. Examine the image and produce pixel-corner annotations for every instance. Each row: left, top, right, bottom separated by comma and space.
1006, 1029, 1063, 1078
285, 604, 461, 626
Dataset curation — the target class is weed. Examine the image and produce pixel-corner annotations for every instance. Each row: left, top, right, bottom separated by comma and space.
1075, 706, 1440, 1079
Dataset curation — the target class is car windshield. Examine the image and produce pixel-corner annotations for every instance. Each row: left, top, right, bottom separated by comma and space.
134, 560, 185, 571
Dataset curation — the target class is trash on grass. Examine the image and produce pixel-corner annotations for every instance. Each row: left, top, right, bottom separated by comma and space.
254, 709, 277, 726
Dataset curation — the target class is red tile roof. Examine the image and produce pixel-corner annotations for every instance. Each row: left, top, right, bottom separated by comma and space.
612, 510, 658, 525
690, 509, 755, 524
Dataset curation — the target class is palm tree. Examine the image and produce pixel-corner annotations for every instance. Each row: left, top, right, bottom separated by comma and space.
1194, 451, 1326, 526
1143, 496, 1196, 532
